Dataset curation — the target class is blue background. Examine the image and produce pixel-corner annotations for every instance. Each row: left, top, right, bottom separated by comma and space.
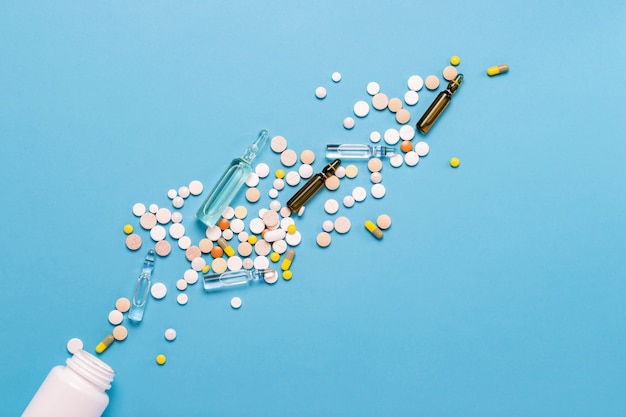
2, 1, 625, 416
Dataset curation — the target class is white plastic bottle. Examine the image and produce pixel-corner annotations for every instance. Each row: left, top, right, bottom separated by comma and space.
21, 349, 115, 417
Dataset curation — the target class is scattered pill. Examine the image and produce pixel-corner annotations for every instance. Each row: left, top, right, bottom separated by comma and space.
171, 212, 183, 223
390, 153, 403, 168
255, 163, 270, 179
191, 257, 206, 271
275, 169, 285, 179
334, 216, 351, 234
270, 251, 280, 263
149, 225, 166, 242
281, 249, 295, 271
178, 186, 190, 199
343, 117, 355, 130
352, 186, 367, 202
217, 218, 230, 231
231, 296, 242, 309
370, 131, 381, 143
450, 157, 460, 168
334, 166, 346, 179
407, 75, 424, 91
343, 195, 355, 208
115, 297, 131, 313
383, 128, 400, 145
325, 175, 340, 190
272, 239, 287, 254
316, 232, 332, 247
172, 196, 184, 209
443, 65, 458, 81
345, 164, 359, 178
273, 178, 285, 191
300, 149, 315, 165
367, 158, 383, 173
139, 213, 157, 230
211, 246, 224, 258
404, 90, 419, 106
299, 164, 314, 179
370, 172, 382, 183
399, 125, 415, 141
487, 64, 509, 76
151, 283, 167, 300
253, 255, 270, 269
286, 171, 301, 186
315, 86, 327, 99
283, 270, 293, 280
245, 172, 260, 187
245, 187, 261, 203
176, 279, 188, 291
212, 257, 228, 274
186, 246, 201, 262
280, 149, 298, 167
286, 224, 297, 234
324, 199, 339, 214
264, 269, 279, 284
263, 228, 286, 243
184, 269, 199, 284
156, 241, 172, 258
372, 93, 389, 110
322, 220, 334, 232
388, 97, 402, 113
396, 109, 411, 124
365, 220, 384, 239
167, 189, 177, 199
238, 232, 249, 243
366, 81, 380, 95
371, 183, 386, 199
188, 180, 203, 195
354, 100, 370, 118
222, 228, 234, 240
178, 236, 191, 250
247, 234, 259, 244
149, 204, 158, 214
156, 354, 167, 365
331, 71, 341, 82
271, 136, 288, 153
203, 265, 211, 273
95, 334, 114, 354
414, 141, 430, 156
169, 223, 185, 239
113, 325, 128, 341
123, 224, 133, 235
234, 205, 248, 219
227, 256, 243, 271
404, 151, 420, 167
177, 293, 188, 305
400, 140, 413, 153
376, 214, 392, 230
285, 230, 302, 246
125, 234, 142, 251
66, 338, 83, 355
280, 216, 295, 230
164, 328, 177, 341
425, 75, 440, 90
450, 55, 461, 66
237, 242, 253, 257
132, 203, 146, 217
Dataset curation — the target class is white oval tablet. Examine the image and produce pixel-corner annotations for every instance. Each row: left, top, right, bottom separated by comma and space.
383, 128, 400, 145
151, 282, 167, 300
371, 183, 386, 199
264, 229, 286, 243
353, 100, 370, 118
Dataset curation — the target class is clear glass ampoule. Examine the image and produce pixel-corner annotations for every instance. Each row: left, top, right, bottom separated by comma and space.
286, 159, 341, 212
196, 130, 269, 227
325, 144, 396, 159
128, 249, 156, 322
203, 268, 277, 291
416, 74, 463, 134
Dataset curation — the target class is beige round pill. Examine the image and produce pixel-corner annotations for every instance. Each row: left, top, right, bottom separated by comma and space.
395, 109, 411, 124
125, 234, 142, 251
262, 210, 280, 229
334, 216, 351, 234
387, 97, 402, 113
324, 175, 340, 191
425, 75, 440, 90
316, 232, 332, 248
176, 279, 188, 291
372, 93, 389, 110
115, 297, 131, 313
245, 187, 261, 203
237, 241, 253, 257
234, 206, 248, 219
300, 150, 315, 165
155, 240, 171, 257
376, 214, 392, 230
211, 257, 228, 274
199, 238, 213, 254
280, 149, 298, 167
185, 246, 201, 262
270, 135, 287, 153
188, 180, 203, 195
345, 164, 359, 179
443, 65, 458, 81
139, 213, 157, 230
255, 240, 271, 256
113, 325, 128, 341
368, 158, 383, 173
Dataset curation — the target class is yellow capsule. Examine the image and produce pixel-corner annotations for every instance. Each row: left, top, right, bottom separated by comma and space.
450, 55, 460, 66
364, 220, 383, 239
450, 157, 460, 168
247, 235, 258, 245
202, 265, 210, 274
217, 238, 235, 257
155, 354, 167, 365
95, 334, 115, 354
282, 270, 293, 281
281, 249, 295, 271
275, 169, 285, 179
487, 64, 509, 76
123, 224, 133, 235
270, 252, 280, 263
287, 224, 297, 234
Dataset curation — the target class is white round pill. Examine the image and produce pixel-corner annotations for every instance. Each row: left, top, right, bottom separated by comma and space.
177, 293, 188, 305
67, 338, 84, 355
334, 216, 351, 234
371, 183, 386, 199
268, 188, 279, 199
280, 216, 295, 230
249, 218, 265, 234
343, 195, 355, 208
167, 189, 177, 199
178, 186, 190, 199
222, 207, 235, 220
390, 153, 404, 168
285, 230, 302, 246
343, 117, 355, 130
191, 257, 206, 271
366, 81, 380, 95
280, 206, 292, 218
370, 131, 381, 143
151, 283, 167, 300
231, 296, 242, 309
149, 204, 158, 214
271, 135, 288, 153
230, 218, 245, 234
223, 228, 235, 240
242, 258, 254, 270
334, 166, 346, 179
286, 171, 301, 186
399, 125, 416, 141
273, 178, 285, 191
184, 269, 199, 284
253, 256, 270, 270
370, 172, 383, 183
272, 239, 287, 254
404, 90, 419, 106
178, 236, 191, 250
315, 86, 327, 99
331, 71, 341, 82
132, 203, 146, 217
108, 310, 123, 325
353, 100, 370, 118
150, 225, 167, 242
352, 186, 367, 202
164, 328, 177, 341
245, 172, 260, 187
238, 232, 249, 243
172, 196, 184, 208
405, 151, 420, 166
176, 279, 187, 291
155, 208, 171, 224
324, 199, 339, 214
189, 180, 203, 195
255, 163, 270, 178
299, 164, 314, 179
227, 256, 243, 272
171, 212, 183, 223
169, 223, 185, 239
322, 220, 334, 232
408, 75, 424, 91
255, 240, 271, 256
414, 141, 430, 156
383, 128, 400, 145
206, 225, 221, 241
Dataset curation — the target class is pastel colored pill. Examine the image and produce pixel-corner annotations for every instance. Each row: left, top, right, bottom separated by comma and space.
414, 141, 430, 156
231, 296, 242, 309
425, 75, 440, 90
156, 208, 171, 224
407, 75, 424, 91
487, 64, 509, 76
108, 310, 123, 325
202, 265, 210, 273
184, 269, 199, 284
450, 55, 461, 66
271, 136, 288, 153
227, 256, 243, 271
352, 186, 367, 202
115, 297, 131, 313
139, 213, 157, 230
345, 164, 359, 178
191, 257, 206, 271
186, 246, 201, 261
331, 71, 341, 82
370, 131, 381, 143
383, 128, 400, 145
189, 180, 203, 195
255, 163, 270, 178
245, 188, 261, 203
368, 158, 382, 173
95, 334, 114, 354
366, 81, 380, 95
343, 195, 355, 208
354, 100, 370, 118
169, 223, 185, 239
404, 90, 419, 106
177, 293, 188, 305
300, 149, 316, 165
316, 232, 332, 247
164, 328, 177, 341
272, 239, 287, 254
371, 183, 386, 199
343, 117, 355, 130
125, 234, 142, 251
270, 251, 280, 263
176, 279, 188, 291
325, 175, 340, 190
172, 196, 184, 208
281, 249, 295, 271
390, 154, 403, 168
370, 172, 382, 183
156, 354, 167, 365
324, 199, 339, 214
376, 214, 392, 230
217, 238, 235, 257
388, 97, 403, 113
234, 205, 248, 219
178, 186, 190, 199
322, 220, 334, 232
212, 257, 228, 274
132, 203, 146, 217
199, 238, 213, 253
334, 216, 351, 234
372, 93, 389, 110
299, 163, 314, 179
151, 283, 167, 299
123, 224, 133, 234
149, 225, 166, 242
211, 246, 224, 258
443, 65, 458, 81
66, 338, 83, 355
113, 325, 128, 341
178, 236, 191, 250
450, 157, 461, 168
395, 109, 411, 124
280, 149, 298, 167
315, 86, 327, 99
282, 270, 293, 281
167, 189, 177, 199
404, 151, 420, 167
155, 240, 171, 257
365, 220, 384, 239
400, 140, 413, 153
399, 125, 415, 140
245, 172, 260, 187
171, 212, 183, 223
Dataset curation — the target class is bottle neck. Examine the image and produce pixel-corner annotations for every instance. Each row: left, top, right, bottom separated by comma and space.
241, 129, 269, 163
66, 350, 115, 392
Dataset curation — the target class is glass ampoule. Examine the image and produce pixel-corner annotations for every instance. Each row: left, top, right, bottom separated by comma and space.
286, 159, 340, 212
196, 130, 269, 227
128, 249, 156, 322
325, 144, 396, 159
203, 268, 277, 291
416, 74, 463, 134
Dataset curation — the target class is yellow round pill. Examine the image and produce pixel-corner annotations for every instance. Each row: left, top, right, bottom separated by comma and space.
282, 270, 293, 281
202, 265, 210, 274
123, 224, 133, 235
450, 157, 460, 168
287, 224, 297, 234
270, 252, 280, 263
156, 354, 167, 365
450, 55, 460, 66
275, 169, 285, 179
248, 235, 258, 245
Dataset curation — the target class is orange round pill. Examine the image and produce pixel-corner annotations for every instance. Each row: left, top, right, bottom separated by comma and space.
217, 218, 230, 231
211, 246, 224, 259
400, 141, 413, 153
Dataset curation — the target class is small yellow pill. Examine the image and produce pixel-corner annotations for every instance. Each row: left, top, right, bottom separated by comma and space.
364, 220, 383, 239
487, 64, 509, 76
217, 238, 235, 257
248, 235, 258, 245
275, 169, 285, 179
95, 334, 115, 354
123, 224, 133, 235
156, 354, 167, 365
202, 265, 210, 274
270, 252, 280, 263
287, 224, 297, 234
450, 55, 460, 66
282, 270, 293, 281
450, 157, 460, 168
281, 249, 295, 271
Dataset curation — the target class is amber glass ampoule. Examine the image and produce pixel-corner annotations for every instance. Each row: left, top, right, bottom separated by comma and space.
286, 159, 341, 212
416, 74, 463, 134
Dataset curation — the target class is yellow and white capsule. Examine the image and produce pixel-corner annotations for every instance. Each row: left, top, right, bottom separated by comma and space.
95, 334, 115, 354
364, 220, 383, 239
487, 64, 509, 76
281, 249, 295, 271
217, 238, 235, 257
